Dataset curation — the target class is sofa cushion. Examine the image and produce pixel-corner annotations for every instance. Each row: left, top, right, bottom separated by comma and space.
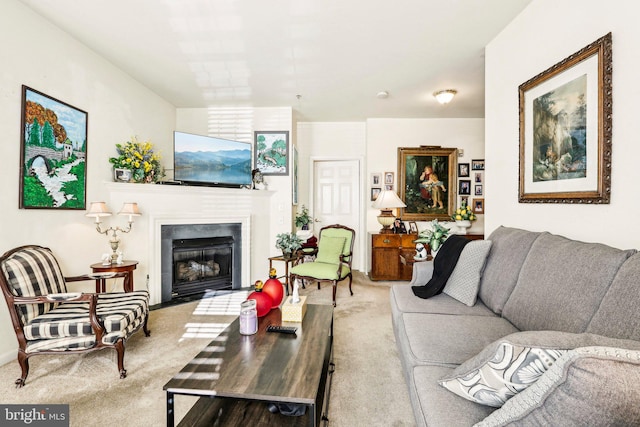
443, 240, 492, 306
411, 365, 495, 427
397, 312, 518, 367
475, 347, 640, 427
290, 262, 350, 280
478, 227, 542, 315
587, 252, 640, 341
502, 233, 635, 333
391, 285, 496, 317
440, 331, 640, 409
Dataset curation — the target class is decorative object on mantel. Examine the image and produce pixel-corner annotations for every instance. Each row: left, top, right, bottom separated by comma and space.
109, 136, 164, 183
372, 189, 406, 234
275, 232, 303, 259
85, 201, 141, 264
451, 201, 477, 234
414, 220, 450, 256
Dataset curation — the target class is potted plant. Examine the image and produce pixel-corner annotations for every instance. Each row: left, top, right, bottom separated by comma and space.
295, 205, 315, 230
109, 136, 165, 183
414, 220, 450, 254
275, 232, 303, 259
451, 201, 477, 234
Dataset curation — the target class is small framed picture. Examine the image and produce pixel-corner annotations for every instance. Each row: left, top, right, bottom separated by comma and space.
384, 171, 394, 185
460, 195, 469, 206
459, 180, 471, 195
385, 184, 394, 191
458, 163, 470, 177
475, 172, 482, 183
371, 187, 381, 201
473, 198, 485, 214
371, 172, 381, 186
471, 159, 485, 170
409, 221, 418, 234
392, 218, 407, 234
475, 185, 483, 196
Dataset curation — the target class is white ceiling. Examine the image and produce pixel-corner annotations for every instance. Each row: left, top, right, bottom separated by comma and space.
18, 0, 531, 122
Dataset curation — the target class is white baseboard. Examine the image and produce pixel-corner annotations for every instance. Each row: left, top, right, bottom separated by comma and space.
0, 349, 17, 366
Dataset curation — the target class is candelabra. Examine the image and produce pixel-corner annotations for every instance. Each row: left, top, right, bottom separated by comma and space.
85, 202, 141, 264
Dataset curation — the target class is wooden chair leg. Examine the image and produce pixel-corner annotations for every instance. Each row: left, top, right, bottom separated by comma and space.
143, 315, 151, 337
348, 274, 353, 296
15, 351, 29, 388
317, 281, 321, 290
332, 281, 337, 307
115, 340, 127, 379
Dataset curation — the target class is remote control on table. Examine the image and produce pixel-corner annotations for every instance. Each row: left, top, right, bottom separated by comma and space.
266, 325, 297, 334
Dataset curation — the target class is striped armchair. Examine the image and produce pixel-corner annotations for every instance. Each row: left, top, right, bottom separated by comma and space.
0, 245, 150, 387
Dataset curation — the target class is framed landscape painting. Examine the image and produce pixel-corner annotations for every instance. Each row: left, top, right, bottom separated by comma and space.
254, 131, 289, 175
519, 33, 612, 204
19, 86, 87, 209
398, 146, 457, 221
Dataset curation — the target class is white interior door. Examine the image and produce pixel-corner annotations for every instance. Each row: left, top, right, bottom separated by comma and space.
313, 159, 361, 270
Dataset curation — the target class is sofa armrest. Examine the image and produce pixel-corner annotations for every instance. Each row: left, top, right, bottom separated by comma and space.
409, 260, 434, 286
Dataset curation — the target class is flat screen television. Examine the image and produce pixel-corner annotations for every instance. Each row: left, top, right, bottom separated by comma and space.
173, 131, 252, 187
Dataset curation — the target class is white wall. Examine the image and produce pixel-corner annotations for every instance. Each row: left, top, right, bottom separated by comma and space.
485, 0, 640, 250
0, 0, 176, 363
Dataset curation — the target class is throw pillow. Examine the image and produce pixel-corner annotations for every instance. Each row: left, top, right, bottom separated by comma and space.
315, 236, 346, 264
443, 240, 492, 306
439, 331, 640, 408
474, 346, 640, 427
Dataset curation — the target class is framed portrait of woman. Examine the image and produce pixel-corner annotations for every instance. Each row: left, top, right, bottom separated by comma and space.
397, 146, 457, 221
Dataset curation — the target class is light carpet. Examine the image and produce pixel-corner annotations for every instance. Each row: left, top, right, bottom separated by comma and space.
0, 272, 415, 426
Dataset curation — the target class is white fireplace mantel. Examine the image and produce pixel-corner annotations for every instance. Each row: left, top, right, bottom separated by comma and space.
103, 182, 274, 305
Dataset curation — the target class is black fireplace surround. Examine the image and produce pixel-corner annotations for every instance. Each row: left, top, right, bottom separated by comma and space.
160, 223, 242, 303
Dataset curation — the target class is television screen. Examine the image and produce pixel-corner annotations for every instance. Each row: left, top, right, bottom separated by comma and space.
173, 131, 252, 187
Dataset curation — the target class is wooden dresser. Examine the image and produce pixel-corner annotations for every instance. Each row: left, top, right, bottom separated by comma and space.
370, 233, 417, 281
369, 232, 485, 281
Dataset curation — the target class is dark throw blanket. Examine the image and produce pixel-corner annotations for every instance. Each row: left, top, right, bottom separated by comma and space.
412, 235, 470, 299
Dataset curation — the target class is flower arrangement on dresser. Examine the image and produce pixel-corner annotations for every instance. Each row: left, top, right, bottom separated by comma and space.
109, 136, 164, 183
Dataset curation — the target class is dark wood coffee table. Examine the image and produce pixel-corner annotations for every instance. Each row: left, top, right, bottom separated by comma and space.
164, 304, 334, 427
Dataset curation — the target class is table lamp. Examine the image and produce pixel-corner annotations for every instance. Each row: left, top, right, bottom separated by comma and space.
86, 202, 141, 264
372, 190, 406, 234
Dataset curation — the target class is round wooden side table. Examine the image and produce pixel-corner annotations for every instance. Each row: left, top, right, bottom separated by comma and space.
90, 260, 138, 292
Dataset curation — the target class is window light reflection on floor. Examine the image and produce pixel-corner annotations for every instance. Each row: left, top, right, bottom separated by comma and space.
192, 290, 250, 316
179, 290, 250, 341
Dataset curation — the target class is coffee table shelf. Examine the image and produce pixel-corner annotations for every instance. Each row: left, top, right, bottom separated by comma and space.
165, 304, 334, 427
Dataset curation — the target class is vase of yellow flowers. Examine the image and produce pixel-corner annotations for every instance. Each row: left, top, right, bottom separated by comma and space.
109, 137, 164, 183
451, 201, 477, 234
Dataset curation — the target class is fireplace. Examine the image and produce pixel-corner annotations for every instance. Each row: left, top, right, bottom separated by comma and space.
161, 222, 243, 303
172, 236, 233, 297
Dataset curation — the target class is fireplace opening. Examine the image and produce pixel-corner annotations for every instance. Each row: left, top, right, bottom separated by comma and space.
172, 236, 233, 298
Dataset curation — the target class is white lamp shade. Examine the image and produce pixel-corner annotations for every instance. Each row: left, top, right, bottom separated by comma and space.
372, 190, 406, 209
118, 202, 141, 217
85, 202, 112, 218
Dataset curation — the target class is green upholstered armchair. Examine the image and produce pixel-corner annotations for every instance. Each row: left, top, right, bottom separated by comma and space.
0, 245, 150, 387
289, 224, 355, 306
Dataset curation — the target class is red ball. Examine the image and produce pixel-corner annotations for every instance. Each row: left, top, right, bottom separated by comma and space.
262, 278, 284, 308
247, 291, 272, 317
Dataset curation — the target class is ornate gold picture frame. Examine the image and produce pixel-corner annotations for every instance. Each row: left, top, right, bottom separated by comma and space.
398, 146, 457, 221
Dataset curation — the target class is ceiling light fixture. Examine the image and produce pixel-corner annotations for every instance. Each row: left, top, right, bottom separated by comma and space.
376, 91, 389, 99
433, 89, 457, 104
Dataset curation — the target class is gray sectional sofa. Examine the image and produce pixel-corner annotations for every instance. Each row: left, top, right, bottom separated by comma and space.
390, 226, 640, 426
